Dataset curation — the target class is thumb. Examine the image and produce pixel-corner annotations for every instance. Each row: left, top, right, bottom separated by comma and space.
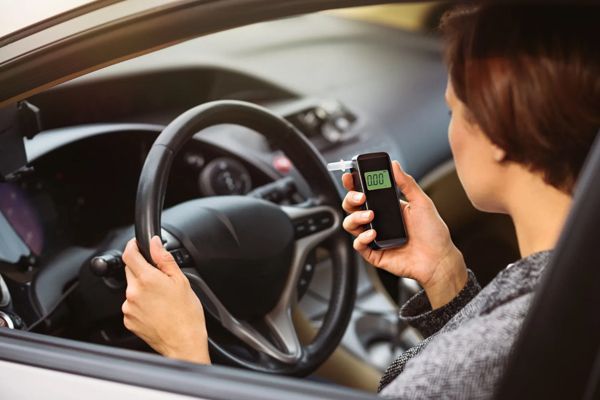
150, 236, 180, 277
391, 161, 427, 204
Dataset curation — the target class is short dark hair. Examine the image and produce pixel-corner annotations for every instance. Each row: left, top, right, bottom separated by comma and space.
441, 4, 600, 193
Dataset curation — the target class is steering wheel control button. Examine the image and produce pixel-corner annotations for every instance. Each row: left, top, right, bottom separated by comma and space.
293, 211, 335, 239
294, 222, 308, 237
296, 252, 317, 300
170, 249, 191, 268
319, 213, 333, 228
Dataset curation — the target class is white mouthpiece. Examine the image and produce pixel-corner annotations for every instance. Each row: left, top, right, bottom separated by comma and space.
327, 160, 354, 172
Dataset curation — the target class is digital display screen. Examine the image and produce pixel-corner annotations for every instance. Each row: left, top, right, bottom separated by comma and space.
364, 170, 392, 191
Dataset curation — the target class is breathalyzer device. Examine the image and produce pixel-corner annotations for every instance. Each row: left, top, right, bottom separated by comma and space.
328, 152, 408, 250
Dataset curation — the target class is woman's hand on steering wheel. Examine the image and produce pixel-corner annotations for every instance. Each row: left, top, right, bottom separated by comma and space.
342, 160, 468, 309
121, 236, 211, 364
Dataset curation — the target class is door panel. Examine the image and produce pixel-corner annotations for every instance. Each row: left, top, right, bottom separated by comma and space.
0, 329, 376, 400
0, 360, 204, 400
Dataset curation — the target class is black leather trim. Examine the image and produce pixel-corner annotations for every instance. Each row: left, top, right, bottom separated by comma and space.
135, 144, 173, 263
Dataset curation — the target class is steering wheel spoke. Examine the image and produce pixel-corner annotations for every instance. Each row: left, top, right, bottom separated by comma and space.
177, 205, 340, 365
276, 204, 341, 308
264, 304, 302, 360
184, 270, 302, 363
282, 204, 340, 244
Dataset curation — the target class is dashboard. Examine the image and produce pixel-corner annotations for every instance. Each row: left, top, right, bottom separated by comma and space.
1, 127, 278, 262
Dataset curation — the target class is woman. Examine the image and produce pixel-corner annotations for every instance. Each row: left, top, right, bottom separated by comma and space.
120, 4, 600, 399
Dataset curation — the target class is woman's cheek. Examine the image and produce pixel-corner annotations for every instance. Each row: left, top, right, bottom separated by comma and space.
448, 117, 457, 153
449, 118, 478, 204
448, 117, 466, 176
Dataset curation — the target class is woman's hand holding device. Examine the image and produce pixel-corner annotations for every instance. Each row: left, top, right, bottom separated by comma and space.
341, 158, 468, 309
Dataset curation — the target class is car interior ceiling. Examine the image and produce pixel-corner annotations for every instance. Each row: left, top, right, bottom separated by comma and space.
0, 2, 528, 392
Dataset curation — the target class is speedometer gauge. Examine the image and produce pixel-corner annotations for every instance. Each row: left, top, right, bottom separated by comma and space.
198, 157, 252, 196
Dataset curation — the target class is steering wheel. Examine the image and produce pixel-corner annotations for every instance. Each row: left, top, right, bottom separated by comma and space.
134, 100, 357, 376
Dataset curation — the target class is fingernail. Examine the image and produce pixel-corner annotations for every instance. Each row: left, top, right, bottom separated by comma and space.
361, 211, 371, 219
353, 192, 363, 202
366, 229, 376, 237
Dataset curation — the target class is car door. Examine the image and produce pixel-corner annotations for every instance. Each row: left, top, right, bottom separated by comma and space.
0, 328, 378, 400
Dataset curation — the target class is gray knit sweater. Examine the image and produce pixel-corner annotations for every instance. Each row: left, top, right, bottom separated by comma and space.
379, 250, 552, 399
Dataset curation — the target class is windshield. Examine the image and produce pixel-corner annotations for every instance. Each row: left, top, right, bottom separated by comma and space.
0, 0, 104, 41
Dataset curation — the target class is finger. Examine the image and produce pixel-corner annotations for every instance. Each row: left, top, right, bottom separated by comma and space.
150, 236, 180, 277
353, 229, 376, 251
123, 314, 134, 331
123, 266, 142, 302
342, 190, 366, 213
391, 161, 427, 204
342, 173, 355, 191
124, 280, 140, 305
121, 299, 131, 316
122, 238, 152, 277
343, 210, 373, 234
124, 265, 135, 283
400, 199, 411, 213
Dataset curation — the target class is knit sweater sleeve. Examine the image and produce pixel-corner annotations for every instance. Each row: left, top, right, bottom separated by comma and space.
399, 270, 481, 337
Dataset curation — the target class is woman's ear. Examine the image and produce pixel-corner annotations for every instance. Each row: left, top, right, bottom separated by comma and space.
491, 143, 506, 162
